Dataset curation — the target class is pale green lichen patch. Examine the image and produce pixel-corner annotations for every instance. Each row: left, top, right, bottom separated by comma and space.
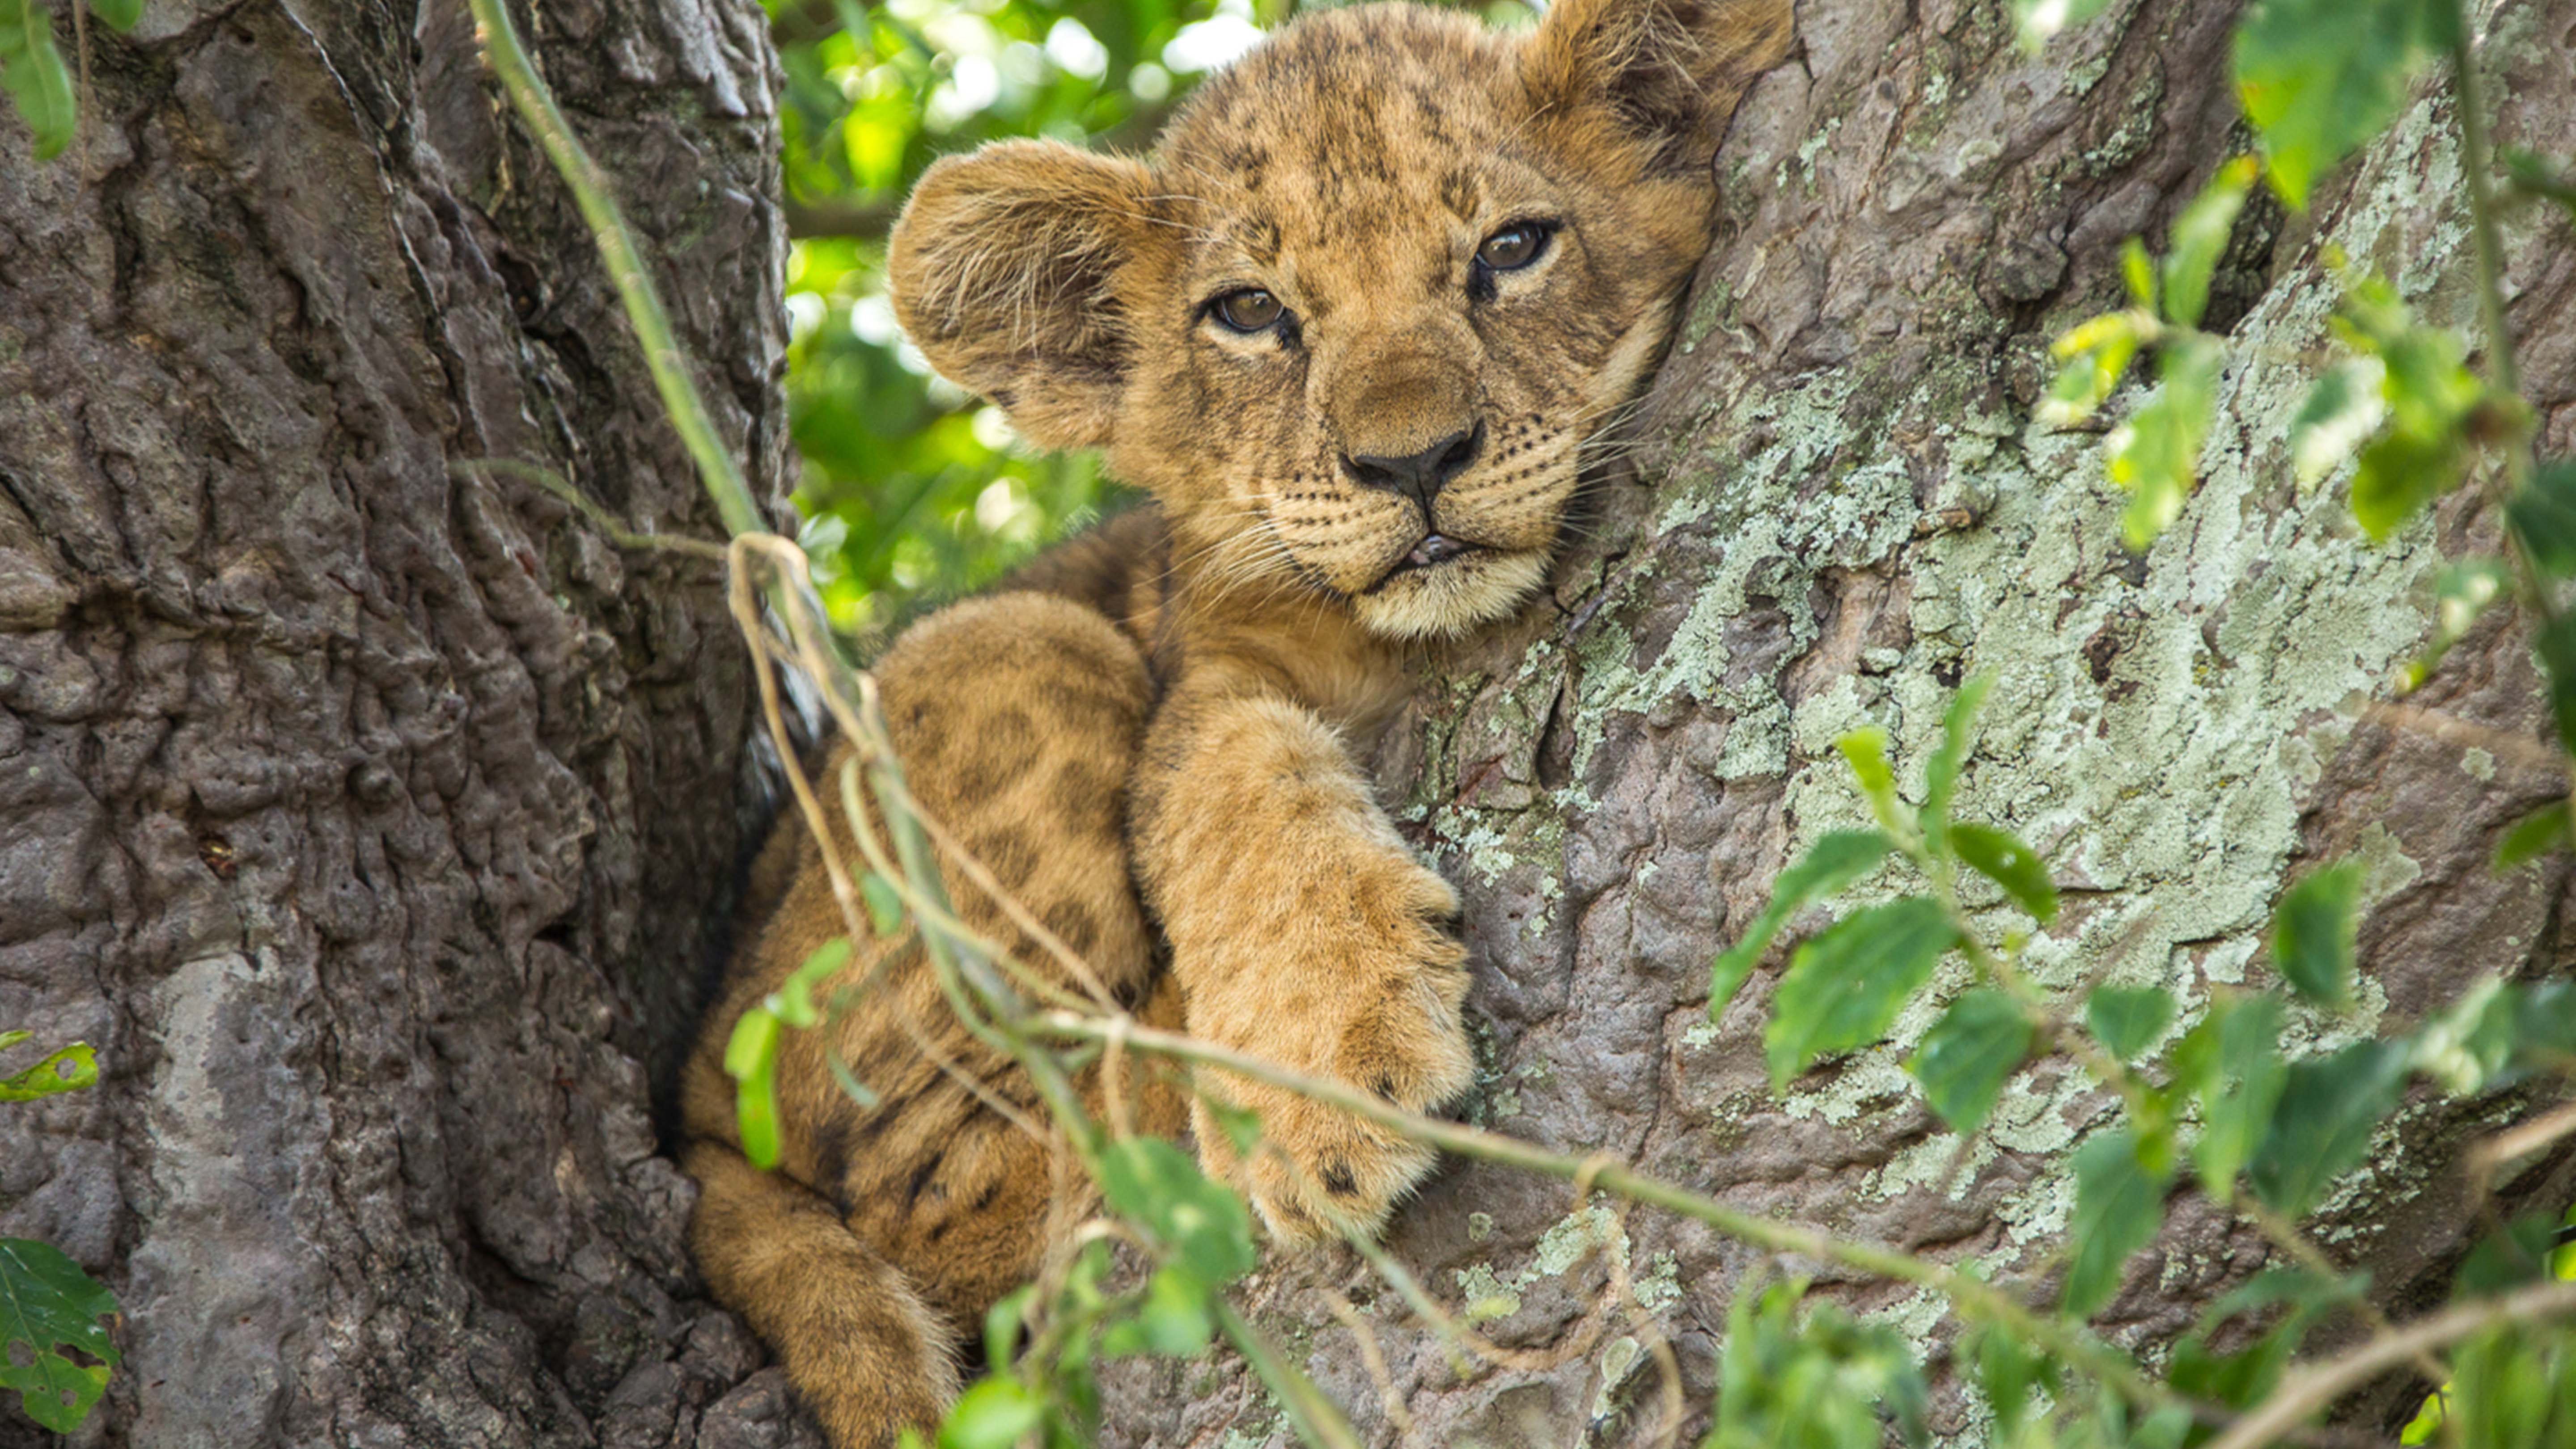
1601, 88, 2481, 1296
1450, 1261, 1522, 1321
1447, 1197, 1649, 1333
1634, 1251, 1683, 1312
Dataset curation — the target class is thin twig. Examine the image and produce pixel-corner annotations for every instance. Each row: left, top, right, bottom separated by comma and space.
2465, 1097, 2576, 1199
453, 458, 729, 560
2361, 701, 2562, 775
2204, 1278, 2576, 1449
1217, 1301, 1368, 1449
1344, 1229, 1612, 1377
465, 0, 767, 541
1034, 1010, 2188, 1421
1321, 1290, 1414, 1436
2440, 0, 2576, 808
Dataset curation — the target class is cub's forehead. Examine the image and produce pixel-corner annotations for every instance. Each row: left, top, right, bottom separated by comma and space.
1153, 6, 1531, 258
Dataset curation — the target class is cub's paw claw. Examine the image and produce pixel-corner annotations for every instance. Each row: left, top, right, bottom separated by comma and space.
1195, 1086, 1440, 1246
1194, 861, 1479, 1245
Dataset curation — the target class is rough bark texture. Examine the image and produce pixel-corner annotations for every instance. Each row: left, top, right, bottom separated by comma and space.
0, 1, 817, 1444
1106, 0, 2576, 1445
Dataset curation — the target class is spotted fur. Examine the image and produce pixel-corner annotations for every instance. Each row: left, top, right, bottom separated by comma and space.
680, 2, 1792, 1442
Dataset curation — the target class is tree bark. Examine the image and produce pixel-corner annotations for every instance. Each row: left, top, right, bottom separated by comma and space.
1108, 0, 2576, 1444
0, 0, 810, 1444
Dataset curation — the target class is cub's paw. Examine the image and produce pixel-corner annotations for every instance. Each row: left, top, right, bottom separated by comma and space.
1195, 862, 1477, 1245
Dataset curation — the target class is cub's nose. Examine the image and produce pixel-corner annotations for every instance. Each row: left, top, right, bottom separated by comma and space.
1343, 423, 1483, 509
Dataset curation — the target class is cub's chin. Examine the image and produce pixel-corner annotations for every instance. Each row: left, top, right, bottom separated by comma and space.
1350, 547, 1551, 640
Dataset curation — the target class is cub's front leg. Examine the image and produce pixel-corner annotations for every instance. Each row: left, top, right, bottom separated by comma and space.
1134, 686, 1476, 1243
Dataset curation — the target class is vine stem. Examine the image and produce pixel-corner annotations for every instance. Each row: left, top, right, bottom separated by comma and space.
464, 0, 767, 541
2447, 0, 2519, 403
1031, 1009, 2190, 1421
1922, 839, 2455, 1391
463, 8, 1372, 1437
2206, 1277, 2576, 1449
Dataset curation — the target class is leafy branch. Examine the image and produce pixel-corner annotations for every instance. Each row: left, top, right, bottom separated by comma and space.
1, 1031, 117, 1432
0, 0, 136, 161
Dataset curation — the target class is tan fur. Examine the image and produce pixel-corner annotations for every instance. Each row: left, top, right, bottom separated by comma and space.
681, 2, 1792, 1442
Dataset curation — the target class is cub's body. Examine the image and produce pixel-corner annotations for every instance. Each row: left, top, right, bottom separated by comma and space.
679, 3, 1791, 1443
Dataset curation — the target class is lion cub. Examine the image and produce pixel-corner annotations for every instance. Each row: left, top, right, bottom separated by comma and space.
679, 0, 1789, 1441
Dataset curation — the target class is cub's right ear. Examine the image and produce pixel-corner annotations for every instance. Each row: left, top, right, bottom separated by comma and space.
889, 140, 1160, 452
1521, 0, 1795, 174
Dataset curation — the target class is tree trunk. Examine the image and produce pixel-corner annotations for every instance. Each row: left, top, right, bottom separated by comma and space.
1107, 0, 2576, 1444
0, 1, 810, 1444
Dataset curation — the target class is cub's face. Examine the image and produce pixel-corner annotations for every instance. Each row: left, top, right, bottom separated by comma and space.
891, 0, 1790, 638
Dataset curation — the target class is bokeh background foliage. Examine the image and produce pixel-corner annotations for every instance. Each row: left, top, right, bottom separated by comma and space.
769, 0, 1537, 633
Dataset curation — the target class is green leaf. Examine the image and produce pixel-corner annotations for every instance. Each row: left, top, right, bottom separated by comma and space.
2010, 0, 2116, 51
1951, 823, 2058, 924
2404, 557, 2510, 690
767, 937, 853, 1030
84, 0, 138, 30
2507, 462, 2576, 579
2406, 974, 2518, 1096
2447, 1319, 2576, 1449
1908, 989, 2032, 1135
1967, 1323, 2056, 1441
2108, 334, 2224, 548
860, 872, 906, 937
2334, 282, 2485, 539
1099, 1265, 1215, 1358
2171, 992, 2290, 1201
2248, 1039, 2411, 1216
938, 1377, 1044, 1449
981, 1285, 1034, 1371
2087, 986, 2176, 1061
0, 0, 76, 161
2063, 1128, 2173, 1318
2120, 237, 2157, 312
1200, 1097, 1263, 1159
1921, 673, 1993, 849
2271, 859, 2363, 1007
2234, 0, 2453, 208
2496, 799, 2572, 872
0, 1237, 120, 1433
0, 1038, 96, 1102
2040, 310, 2146, 428
2503, 147, 2576, 222
2453, 1212, 2562, 1300
723, 1007, 784, 1169
1835, 728, 1908, 834
1710, 1281, 1932, 1449
2351, 425, 2466, 540
1765, 898, 1960, 1087
2161, 157, 2258, 329
1710, 830, 1894, 1015
2538, 612, 2576, 757
1093, 1137, 1255, 1287
2510, 981, 2576, 1069
2290, 357, 2387, 485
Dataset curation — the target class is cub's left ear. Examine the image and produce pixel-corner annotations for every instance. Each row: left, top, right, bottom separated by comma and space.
1520, 0, 1795, 172
889, 140, 1161, 451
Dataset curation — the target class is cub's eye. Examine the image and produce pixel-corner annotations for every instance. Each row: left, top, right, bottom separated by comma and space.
1476, 221, 1554, 273
1209, 288, 1284, 334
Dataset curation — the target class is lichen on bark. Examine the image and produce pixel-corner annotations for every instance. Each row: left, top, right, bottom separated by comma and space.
1103, 1, 2576, 1444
